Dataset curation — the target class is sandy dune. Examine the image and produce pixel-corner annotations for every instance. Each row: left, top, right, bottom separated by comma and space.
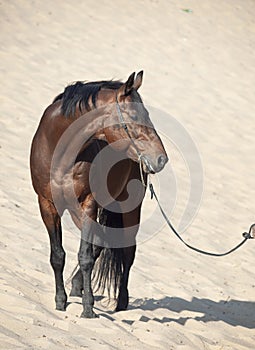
0, 0, 255, 349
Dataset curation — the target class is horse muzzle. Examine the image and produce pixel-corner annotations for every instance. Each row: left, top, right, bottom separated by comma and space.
141, 154, 168, 173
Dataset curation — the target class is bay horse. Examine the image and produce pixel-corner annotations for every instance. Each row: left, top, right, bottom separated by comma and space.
30, 71, 168, 318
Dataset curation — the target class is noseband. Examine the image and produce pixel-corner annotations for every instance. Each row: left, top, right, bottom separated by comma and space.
115, 95, 147, 187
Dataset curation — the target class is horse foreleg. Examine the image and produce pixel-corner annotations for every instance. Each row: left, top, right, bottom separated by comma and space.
79, 242, 97, 318
38, 196, 67, 311
70, 243, 102, 298
78, 195, 99, 318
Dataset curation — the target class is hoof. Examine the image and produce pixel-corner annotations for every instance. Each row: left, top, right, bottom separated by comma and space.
116, 296, 128, 312
115, 305, 128, 312
116, 289, 128, 312
80, 310, 99, 318
56, 302, 67, 311
55, 293, 67, 311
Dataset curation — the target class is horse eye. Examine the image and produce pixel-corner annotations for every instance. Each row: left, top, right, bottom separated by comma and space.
130, 115, 138, 121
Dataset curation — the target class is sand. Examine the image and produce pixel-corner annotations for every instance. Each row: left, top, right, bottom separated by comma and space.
0, 0, 255, 349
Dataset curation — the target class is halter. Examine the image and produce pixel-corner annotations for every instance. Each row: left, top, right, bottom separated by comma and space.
115, 95, 147, 187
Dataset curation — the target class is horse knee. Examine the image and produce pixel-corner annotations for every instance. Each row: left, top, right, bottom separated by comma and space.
78, 253, 94, 272
50, 247, 66, 270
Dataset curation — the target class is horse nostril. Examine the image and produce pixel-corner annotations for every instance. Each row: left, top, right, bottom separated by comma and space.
157, 155, 167, 169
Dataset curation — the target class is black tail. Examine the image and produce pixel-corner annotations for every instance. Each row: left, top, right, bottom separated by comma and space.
93, 247, 123, 300
93, 208, 124, 300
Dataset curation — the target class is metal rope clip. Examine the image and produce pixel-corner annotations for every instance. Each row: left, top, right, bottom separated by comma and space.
242, 223, 255, 239
149, 181, 154, 200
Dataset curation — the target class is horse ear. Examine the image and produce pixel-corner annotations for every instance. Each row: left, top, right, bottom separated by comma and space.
118, 72, 136, 97
124, 72, 136, 95
133, 70, 143, 90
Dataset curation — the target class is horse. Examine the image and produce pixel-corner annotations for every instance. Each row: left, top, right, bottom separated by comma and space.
30, 71, 168, 318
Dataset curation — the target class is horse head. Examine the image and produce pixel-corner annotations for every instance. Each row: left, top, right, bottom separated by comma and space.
101, 71, 168, 173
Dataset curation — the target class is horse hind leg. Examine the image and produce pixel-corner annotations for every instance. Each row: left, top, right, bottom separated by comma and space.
99, 207, 132, 312
38, 196, 67, 311
115, 208, 140, 312
116, 245, 136, 311
70, 268, 83, 297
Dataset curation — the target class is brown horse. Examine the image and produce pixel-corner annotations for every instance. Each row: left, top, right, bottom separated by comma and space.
30, 71, 168, 318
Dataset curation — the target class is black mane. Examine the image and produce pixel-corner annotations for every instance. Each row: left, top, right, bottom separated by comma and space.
53, 80, 123, 117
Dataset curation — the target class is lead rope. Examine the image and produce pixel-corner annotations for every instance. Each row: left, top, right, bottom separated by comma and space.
115, 97, 254, 255
148, 179, 254, 257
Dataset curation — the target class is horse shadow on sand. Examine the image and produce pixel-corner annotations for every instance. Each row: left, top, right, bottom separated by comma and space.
95, 296, 255, 329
